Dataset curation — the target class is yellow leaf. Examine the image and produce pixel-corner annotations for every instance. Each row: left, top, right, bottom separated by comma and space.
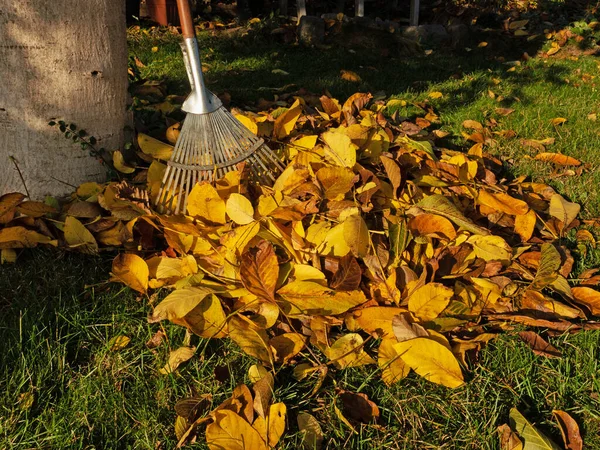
467, 235, 512, 261
221, 221, 261, 254
110, 253, 149, 293
228, 315, 273, 365
0, 192, 25, 217
1, 248, 17, 264
550, 117, 567, 126
478, 191, 529, 216
0, 226, 55, 249
234, 113, 259, 135
166, 122, 181, 144
159, 346, 195, 374
429, 91, 443, 99
187, 182, 226, 224
16, 201, 57, 218
226, 193, 255, 225
509, 19, 529, 29
64, 216, 98, 254
343, 213, 369, 257
462, 119, 483, 131
394, 337, 464, 388
277, 281, 367, 316
322, 129, 358, 168
315, 166, 356, 200
547, 46, 561, 56
273, 99, 302, 140
340, 70, 361, 82
408, 282, 453, 321
150, 287, 228, 337
346, 307, 407, 339
408, 214, 456, 240
112, 150, 136, 173
109, 335, 131, 351
534, 153, 581, 166
326, 333, 376, 369
378, 339, 410, 386
248, 364, 269, 383
270, 333, 307, 364
137, 133, 174, 160
207, 410, 268, 450
549, 194, 580, 228
514, 209, 537, 242
265, 403, 286, 448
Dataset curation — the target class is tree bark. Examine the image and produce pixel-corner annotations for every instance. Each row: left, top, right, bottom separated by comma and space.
0, 0, 129, 198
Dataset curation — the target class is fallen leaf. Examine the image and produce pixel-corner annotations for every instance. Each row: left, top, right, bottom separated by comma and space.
226, 193, 255, 225
338, 390, 380, 423
111, 253, 149, 293
571, 287, 600, 315
394, 337, 464, 388
241, 240, 279, 302
187, 183, 226, 224
408, 282, 453, 321
206, 410, 268, 450
498, 423, 524, 450
518, 331, 561, 358
112, 150, 136, 173
297, 412, 323, 450
109, 335, 131, 351
340, 70, 361, 82
552, 410, 583, 450
378, 339, 410, 385
64, 216, 98, 254
509, 408, 561, 450
159, 346, 195, 374
137, 132, 174, 160
534, 153, 581, 166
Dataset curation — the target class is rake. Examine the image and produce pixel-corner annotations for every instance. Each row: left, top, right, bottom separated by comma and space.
155, 0, 284, 214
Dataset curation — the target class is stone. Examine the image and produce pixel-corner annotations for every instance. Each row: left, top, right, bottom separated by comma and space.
447, 23, 470, 48
297, 15, 325, 45
402, 24, 449, 45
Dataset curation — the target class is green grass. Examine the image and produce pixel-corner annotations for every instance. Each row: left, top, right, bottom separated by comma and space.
2, 23, 600, 449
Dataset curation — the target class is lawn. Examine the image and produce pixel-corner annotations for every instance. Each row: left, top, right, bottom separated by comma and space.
2, 15, 600, 449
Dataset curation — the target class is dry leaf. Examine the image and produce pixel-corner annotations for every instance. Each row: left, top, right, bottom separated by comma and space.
552, 410, 583, 450
394, 338, 464, 388
159, 346, 195, 374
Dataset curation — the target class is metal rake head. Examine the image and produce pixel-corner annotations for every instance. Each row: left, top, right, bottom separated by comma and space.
155, 107, 285, 214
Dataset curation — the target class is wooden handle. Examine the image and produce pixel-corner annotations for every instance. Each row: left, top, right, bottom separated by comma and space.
176, 0, 195, 38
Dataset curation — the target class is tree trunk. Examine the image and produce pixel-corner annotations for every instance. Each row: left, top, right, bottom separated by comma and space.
0, 0, 129, 198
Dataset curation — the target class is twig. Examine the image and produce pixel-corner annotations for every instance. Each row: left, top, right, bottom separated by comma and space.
9, 156, 30, 198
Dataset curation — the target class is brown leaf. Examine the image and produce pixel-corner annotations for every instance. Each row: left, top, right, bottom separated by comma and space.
338, 390, 380, 423
240, 240, 279, 302
297, 412, 323, 450
553, 410, 583, 450
571, 287, 600, 315
146, 330, 166, 349
497, 423, 523, 450
330, 254, 362, 291
518, 331, 561, 358
252, 372, 274, 418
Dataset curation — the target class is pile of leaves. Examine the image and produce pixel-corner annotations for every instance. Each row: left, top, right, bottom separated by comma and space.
2, 89, 600, 449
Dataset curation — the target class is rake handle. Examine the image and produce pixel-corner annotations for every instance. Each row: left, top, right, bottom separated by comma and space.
176, 0, 195, 38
